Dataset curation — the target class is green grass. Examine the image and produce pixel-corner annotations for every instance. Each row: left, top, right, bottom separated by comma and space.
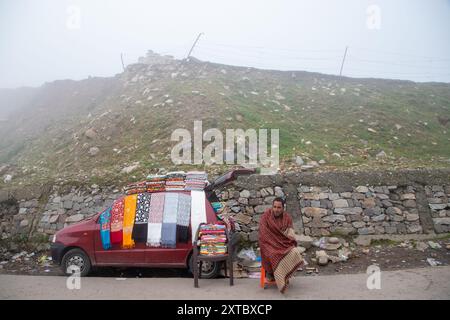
370, 239, 400, 247
432, 233, 450, 241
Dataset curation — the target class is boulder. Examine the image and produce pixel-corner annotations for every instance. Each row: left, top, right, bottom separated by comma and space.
354, 236, 371, 246
65, 214, 84, 223
240, 190, 250, 198
358, 227, 375, 235
84, 128, 97, 139
334, 207, 363, 215
234, 213, 252, 225
88, 147, 100, 156
332, 199, 349, 208
318, 256, 329, 266
386, 207, 402, 215
303, 207, 328, 217
328, 237, 340, 244
295, 235, 314, 249
406, 213, 420, 222
355, 186, 369, 193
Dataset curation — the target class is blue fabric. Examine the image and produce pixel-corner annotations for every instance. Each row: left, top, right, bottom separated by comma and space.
161, 193, 179, 248
100, 208, 112, 250
161, 223, 177, 248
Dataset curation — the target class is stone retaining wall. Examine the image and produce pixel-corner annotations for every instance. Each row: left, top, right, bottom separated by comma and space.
215, 185, 434, 241
1, 169, 449, 244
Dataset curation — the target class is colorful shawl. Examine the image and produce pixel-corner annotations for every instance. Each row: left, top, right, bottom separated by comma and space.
161, 192, 178, 248
190, 190, 207, 243
110, 197, 125, 244
122, 194, 137, 249
176, 193, 191, 243
132, 192, 150, 243
99, 208, 111, 250
258, 208, 303, 293
147, 192, 165, 247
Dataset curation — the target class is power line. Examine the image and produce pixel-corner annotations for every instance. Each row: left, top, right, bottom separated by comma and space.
194, 46, 450, 78
344, 66, 450, 76
120, 39, 450, 82
348, 55, 450, 69
195, 45, 341, 62
200, 41, 450, 62
199, 40, 343, 53
186, 33, 204, 59
339, 46, 348, 76
350, 46, 450, 61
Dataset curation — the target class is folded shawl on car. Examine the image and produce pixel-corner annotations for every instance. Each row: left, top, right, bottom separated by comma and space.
190, 190, 207, 243
161, 192, 178, 248
176, 193, 191, 243
147, 192, 165, 247
110, 197, 125, 245
132, 192, 150, 243
99, 208, 112, 250
122, 194, 137, 249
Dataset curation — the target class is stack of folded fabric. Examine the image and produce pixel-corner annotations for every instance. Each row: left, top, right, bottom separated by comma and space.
123, 181, 147, 195
165, 171, 186, 191
199, 224, 227, 256
145, 174, 166, 193
185, 171, 208, 191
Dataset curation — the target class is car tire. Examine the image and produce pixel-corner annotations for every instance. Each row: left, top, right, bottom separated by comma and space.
61, 248, 91, 277
188, 254, 221, 279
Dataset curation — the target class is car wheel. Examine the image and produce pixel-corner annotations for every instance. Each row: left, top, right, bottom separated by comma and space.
61, 248, 91, 277
188, 255, 221, 279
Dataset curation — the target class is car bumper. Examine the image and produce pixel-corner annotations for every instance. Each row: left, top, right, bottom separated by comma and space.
50, 242, 66, 265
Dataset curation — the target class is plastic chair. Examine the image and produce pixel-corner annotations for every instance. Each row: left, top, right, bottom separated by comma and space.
260, 264, 276, 289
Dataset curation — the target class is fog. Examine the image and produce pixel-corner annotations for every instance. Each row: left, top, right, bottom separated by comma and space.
1, 0, 449, 88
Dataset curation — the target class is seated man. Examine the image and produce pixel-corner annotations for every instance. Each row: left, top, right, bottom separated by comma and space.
258, 197, 303, 294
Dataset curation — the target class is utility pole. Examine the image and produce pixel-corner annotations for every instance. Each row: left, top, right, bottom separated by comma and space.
120, 53, 125, 71
339, 46, 348, 77
186, 33, 204, 59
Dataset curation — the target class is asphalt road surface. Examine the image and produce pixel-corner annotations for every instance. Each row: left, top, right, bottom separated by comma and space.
1, 266, 449, 300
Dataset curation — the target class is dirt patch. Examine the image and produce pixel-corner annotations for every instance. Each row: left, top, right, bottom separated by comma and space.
297, 238, 450, 277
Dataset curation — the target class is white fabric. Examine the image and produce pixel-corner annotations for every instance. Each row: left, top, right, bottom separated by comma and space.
146, 192, 165, 247
163, 193, 179, 224
147, 223, 162, 247
190, 190, 207, 244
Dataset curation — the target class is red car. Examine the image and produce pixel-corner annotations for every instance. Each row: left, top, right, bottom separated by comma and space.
51, 169, 255, 278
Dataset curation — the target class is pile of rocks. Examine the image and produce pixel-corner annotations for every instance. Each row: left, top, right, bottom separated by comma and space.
228, 235, 354, 278
309, 236, 353, 266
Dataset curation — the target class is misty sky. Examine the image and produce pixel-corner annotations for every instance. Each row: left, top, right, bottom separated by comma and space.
1, 0, 450, 88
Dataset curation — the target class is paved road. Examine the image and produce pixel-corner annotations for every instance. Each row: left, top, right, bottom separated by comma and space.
1, 266, 449, 299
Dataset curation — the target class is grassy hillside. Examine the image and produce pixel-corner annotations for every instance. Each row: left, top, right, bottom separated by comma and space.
0, 54, 449, 187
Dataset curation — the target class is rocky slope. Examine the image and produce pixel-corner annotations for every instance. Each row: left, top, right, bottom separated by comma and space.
1, 51, 449, 187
